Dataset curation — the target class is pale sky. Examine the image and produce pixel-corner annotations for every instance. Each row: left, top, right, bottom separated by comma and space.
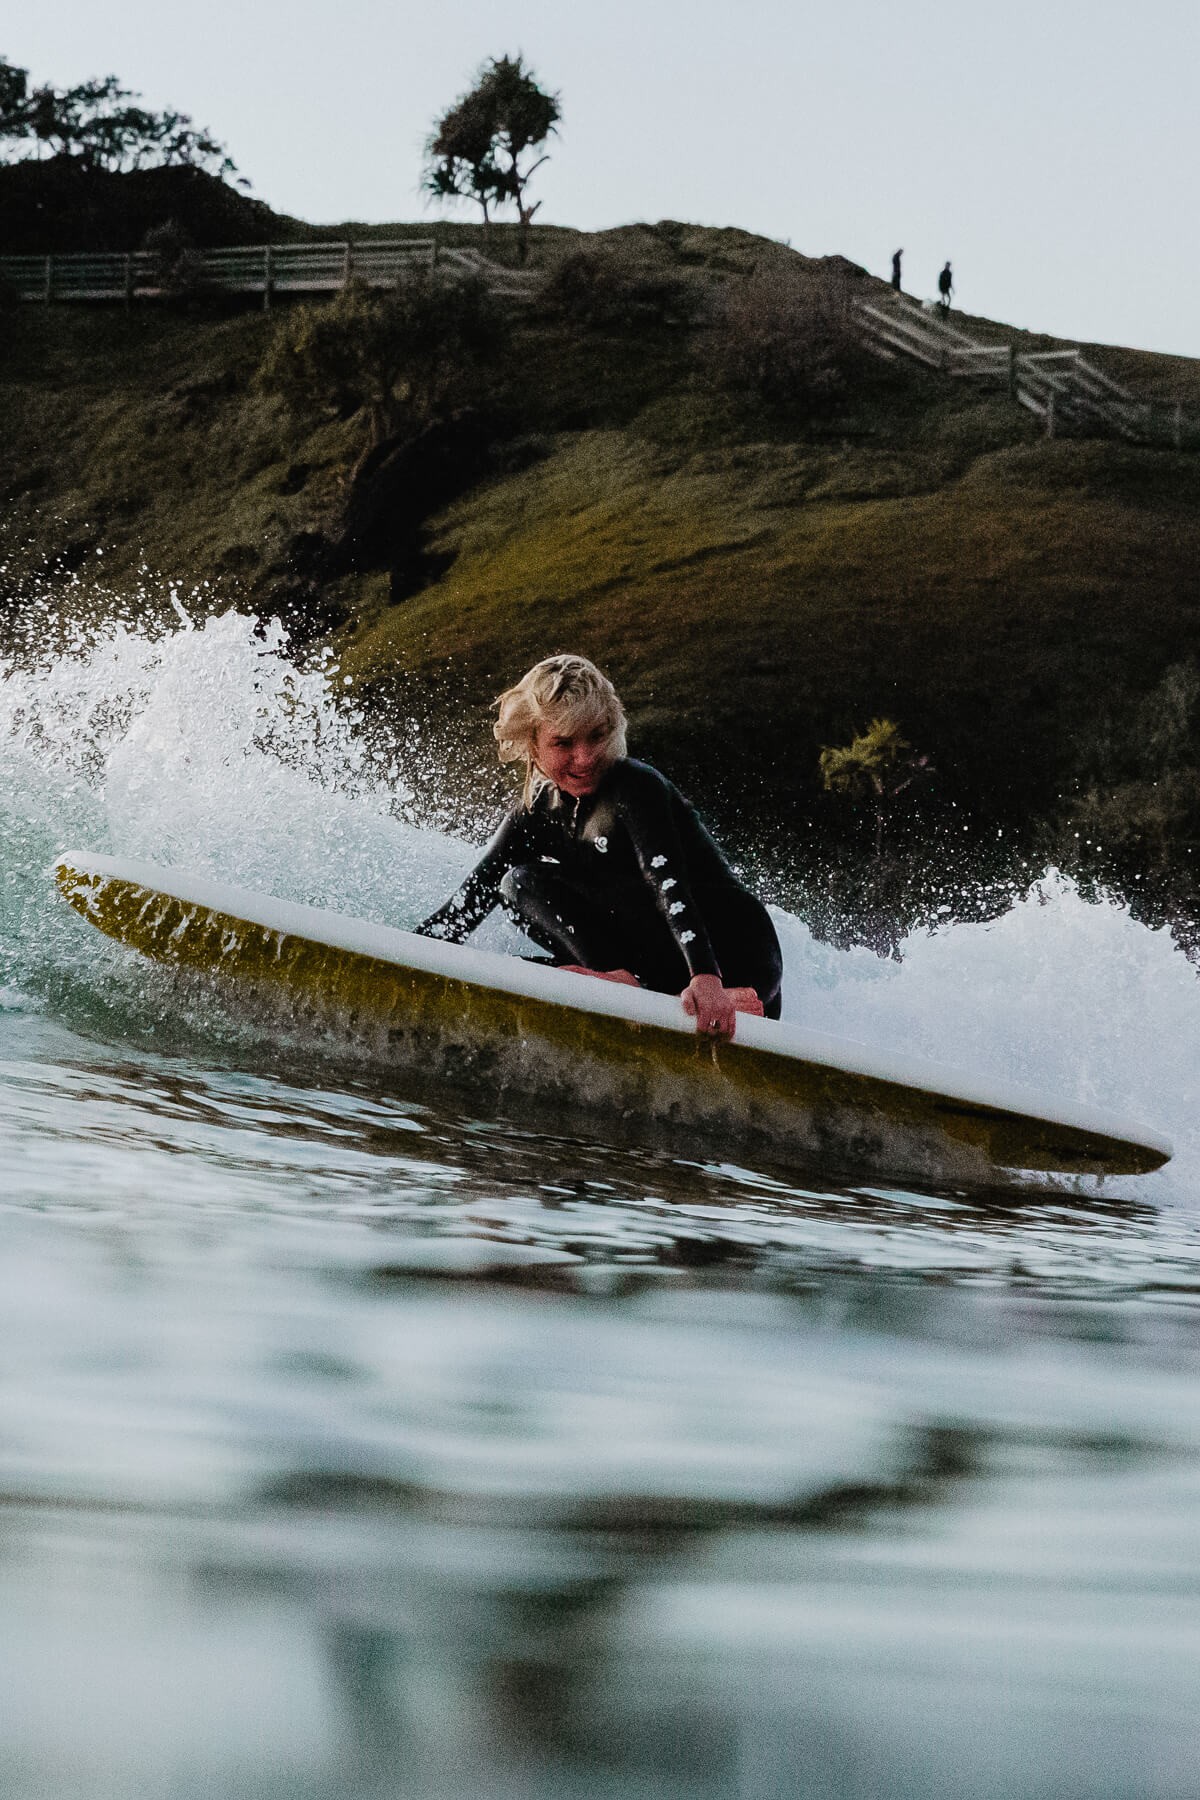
8, 0, 1199, 356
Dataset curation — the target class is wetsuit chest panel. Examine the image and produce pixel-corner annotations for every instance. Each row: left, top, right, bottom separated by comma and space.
534, 789, 642, 890
414, 759, 769, 994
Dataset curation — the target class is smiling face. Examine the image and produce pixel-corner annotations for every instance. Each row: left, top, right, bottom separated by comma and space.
532, 712, 618, 797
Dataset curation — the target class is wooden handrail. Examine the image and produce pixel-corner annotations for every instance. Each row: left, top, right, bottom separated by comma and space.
0, 238, 538, 304
856, 291, 1182, 445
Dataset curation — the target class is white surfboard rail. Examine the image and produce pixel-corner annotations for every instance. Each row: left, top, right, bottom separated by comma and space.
52, 851, 1173, 1181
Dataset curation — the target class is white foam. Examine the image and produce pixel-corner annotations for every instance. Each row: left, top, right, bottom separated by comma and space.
773, 877, 1200, 1204
4, 605, 1198, 1196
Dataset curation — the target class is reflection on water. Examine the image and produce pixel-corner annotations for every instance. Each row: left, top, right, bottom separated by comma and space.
5, 1016, 1200, 1800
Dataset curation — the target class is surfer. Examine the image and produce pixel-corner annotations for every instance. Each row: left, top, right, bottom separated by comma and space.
414, 655, 783, 1040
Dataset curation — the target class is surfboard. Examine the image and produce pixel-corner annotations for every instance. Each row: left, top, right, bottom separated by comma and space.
51, 851, 1171, 1185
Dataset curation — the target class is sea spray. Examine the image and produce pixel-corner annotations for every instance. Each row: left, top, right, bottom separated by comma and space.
775, 878, 1200, 1208
3, 604, 1198, 1203
0, 602, 487, 1033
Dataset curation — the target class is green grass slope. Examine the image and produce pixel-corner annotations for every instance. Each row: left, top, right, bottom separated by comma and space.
3, 214, 1200, 906
341, 428, 1200, 828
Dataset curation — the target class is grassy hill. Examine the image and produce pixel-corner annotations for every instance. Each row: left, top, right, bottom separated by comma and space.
4, 207, 1200, 927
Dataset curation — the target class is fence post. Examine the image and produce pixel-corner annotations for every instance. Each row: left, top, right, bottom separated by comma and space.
263, 244, 273, 313
343, 242, 352, 288
43, 254, 52, 305
1045, 389, 1056, 439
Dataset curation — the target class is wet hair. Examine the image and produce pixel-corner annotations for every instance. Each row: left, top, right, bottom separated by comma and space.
494, 654, 628, 804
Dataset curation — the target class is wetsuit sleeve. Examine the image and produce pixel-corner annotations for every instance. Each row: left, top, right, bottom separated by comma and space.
413, 809, 529, 942
613, 769, 722, 981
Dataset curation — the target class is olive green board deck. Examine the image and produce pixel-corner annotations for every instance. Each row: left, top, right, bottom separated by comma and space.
52, 852, 1172, 1185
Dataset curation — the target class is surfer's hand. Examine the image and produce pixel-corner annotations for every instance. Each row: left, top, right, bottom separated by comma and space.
682, 974, 738, 1042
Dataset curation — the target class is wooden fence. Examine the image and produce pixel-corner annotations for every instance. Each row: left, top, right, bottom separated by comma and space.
857, 292, 1199, 449
7, 245, 1193, 448
0, 240, 540, 307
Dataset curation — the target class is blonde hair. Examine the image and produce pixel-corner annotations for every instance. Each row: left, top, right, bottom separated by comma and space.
494, 654, 627, 804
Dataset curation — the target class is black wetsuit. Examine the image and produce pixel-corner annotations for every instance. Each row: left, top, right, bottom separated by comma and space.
415, 758, 783, 1017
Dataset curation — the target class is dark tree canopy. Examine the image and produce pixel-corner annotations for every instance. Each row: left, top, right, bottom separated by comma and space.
0, 56, 237, 177
0, 56, 27, 137
425, 55, 559, 260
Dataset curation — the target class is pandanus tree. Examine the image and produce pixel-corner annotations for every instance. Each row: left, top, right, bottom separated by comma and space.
424, 55, 560, 263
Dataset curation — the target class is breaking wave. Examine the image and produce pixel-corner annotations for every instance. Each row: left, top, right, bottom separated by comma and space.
3, 599, 1198, 1206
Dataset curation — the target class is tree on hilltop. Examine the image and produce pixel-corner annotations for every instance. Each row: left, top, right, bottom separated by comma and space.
424, 55, 559, 263
0, 57, 237, 178
0, 57, 27, 138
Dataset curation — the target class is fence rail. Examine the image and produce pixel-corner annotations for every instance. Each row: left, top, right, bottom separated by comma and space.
0, 239, 540, 306
947, 344, 1013, 379
8, 246, 1195, 448
857, 290, 1198, 450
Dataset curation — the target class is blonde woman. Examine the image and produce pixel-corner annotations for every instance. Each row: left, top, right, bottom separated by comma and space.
415, 655, 782, 1039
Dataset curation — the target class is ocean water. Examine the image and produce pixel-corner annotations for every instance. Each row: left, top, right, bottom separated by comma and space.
4, 606, 1200, 1800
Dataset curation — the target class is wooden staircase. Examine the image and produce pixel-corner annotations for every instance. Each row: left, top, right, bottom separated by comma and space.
858, 293, 1011, 378
856, 290, 1193, 447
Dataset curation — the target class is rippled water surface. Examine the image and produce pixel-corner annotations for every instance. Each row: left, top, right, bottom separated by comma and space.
4, 610, 1200, 1798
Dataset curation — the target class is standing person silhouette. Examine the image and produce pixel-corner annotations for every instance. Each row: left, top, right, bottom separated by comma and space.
938, 261, 953, 312
891, 249, 903, 292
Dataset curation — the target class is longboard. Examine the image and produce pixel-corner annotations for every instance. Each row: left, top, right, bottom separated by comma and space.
52, 851, 1172, 1184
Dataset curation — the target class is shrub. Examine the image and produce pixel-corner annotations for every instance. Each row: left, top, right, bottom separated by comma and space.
141, 218, 208, 299
697, 266, 865, 415
1057, 663, 1200, 880
820, 718, 933, 857
256, 273, 509, 452
539, 249, 697, 330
